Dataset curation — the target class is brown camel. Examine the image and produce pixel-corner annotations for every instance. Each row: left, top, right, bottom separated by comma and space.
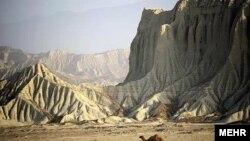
139, 134, 164, 141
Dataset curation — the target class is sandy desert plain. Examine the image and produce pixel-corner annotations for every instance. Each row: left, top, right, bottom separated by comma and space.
0, 120, 214, 141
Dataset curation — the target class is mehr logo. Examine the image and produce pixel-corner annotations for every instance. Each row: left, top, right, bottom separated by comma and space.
219, 129, 246, 136
215, 125, 250, 141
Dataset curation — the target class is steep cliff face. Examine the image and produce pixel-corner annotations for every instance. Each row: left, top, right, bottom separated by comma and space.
0, 0, 249, 124
124, 9, 173, 83
107, 0, 250, 123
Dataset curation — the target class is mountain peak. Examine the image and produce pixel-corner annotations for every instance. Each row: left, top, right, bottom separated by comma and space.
0, 46, 24, 53
48, 49, 68, 56
143, 8, 164, 14
110, 0, 250, 123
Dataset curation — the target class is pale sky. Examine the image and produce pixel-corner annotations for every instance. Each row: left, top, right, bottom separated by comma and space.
0, 0, 178, 54
0, 0, 146, 23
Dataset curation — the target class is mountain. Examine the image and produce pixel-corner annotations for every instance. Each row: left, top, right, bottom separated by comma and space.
0, 64, 123, 123
0, 47, 129, 85
0, 0, 249, 124
106, 0, 250, 123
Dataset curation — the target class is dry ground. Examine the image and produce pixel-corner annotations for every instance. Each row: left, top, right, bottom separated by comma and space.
0, 121, 214, 141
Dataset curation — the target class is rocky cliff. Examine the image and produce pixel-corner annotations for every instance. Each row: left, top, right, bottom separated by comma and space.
107, 0, 250, 123
0, 0, 249, 124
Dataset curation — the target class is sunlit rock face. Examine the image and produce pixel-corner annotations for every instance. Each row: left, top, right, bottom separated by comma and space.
107, 0, 250, 123
0, 64, 120, 123
0, 48, 130, 123
0, 0, 249, 124
123, 8, 173, 83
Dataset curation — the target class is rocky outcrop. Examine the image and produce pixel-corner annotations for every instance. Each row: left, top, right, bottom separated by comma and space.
107, 0, 250, 123
0, 47, 129, 85
0, 64, 119, 123
0, 0, 249, 124
124, 8, 173, 83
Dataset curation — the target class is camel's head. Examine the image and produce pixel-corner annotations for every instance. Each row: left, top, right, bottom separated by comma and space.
139, 136, 145, 140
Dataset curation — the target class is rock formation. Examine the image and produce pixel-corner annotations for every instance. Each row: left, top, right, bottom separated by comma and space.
0, 64, 120, 123
0, 47, 129, 85
0, 0, 249, 124
106, 0, 250, 123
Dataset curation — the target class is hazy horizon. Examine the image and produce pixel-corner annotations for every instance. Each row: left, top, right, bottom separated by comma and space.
0, 0, 178, 54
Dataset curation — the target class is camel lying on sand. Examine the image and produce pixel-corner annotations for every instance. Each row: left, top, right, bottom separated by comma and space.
139, 134, 164, 141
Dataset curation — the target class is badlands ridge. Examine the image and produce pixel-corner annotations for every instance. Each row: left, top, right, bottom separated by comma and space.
0, 0, 250, 124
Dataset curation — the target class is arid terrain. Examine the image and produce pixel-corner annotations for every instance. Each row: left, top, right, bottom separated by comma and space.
0, 121, 214, 141
0, 0, 249, 141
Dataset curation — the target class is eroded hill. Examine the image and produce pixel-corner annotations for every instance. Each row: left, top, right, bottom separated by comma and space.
0, 0, 249, 124
106, 0, 250, 123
